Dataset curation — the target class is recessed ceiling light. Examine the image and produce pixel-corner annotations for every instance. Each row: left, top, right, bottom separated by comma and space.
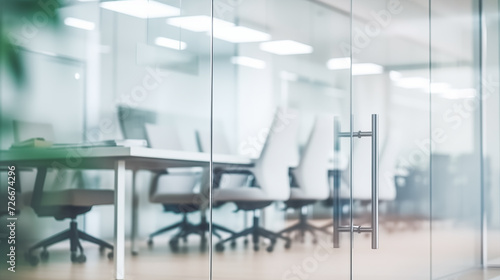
100, 0, 180, 19
429, 82, 451, 93
231, 56, 266, 69
214, 26, 270, 43
167, 15, 234, 32
155, 37, 187, 50
395, 77, 429, 89
280, 71, 298, 81
441, 88, 476, 99
352, 63, 384, 75
326, 57, 350, 70
389, 71, 402, 81
259, 40, 313, 55
64, 17, 95, 30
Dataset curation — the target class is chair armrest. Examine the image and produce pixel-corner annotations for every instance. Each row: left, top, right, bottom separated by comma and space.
213, 167, 257, 189
149, 170, 169, 198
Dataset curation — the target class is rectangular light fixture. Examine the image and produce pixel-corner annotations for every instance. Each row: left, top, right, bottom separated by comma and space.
231, 56, 266, 69
429, 82, 451, 93
352, 63, 384, 75
214, 26, 270, 43
167, 15, 234, 32
64, 17, 95, 30
395, 77, 429, 89
441, 88, 476, 99
259, 40, 313, 55
326, 59, 383, 75
100, 0, 180, 19
389, 71, 402, 81
326, 57, 350, 70
155, 37, 186, 50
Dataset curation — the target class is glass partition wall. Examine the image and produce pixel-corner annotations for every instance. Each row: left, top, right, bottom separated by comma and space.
350, 0, 431, 279
211, 0, 351, 279
1, 0, 213, 279
0, 0, 499, 279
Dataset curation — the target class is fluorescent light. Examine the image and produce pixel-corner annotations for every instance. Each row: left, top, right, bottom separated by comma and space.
259, 40, 313, 55
429, 82, 451, 93
167, 15, 234, 32
441, 88, 476, 99
396, 77, 429, 89
231, 56, 266, 69
389, 71, 402, 81
352, 63, 384, 75
154, 37, 186, 50
64, 17, 95, 30
280, 71, 298, 81
214, 26, 270, 43
326, 57, 350, 70
326, 59, 383, 75
100, 0, 180, 19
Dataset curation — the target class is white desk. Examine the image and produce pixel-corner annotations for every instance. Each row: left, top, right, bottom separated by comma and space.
0, 146, 253, 280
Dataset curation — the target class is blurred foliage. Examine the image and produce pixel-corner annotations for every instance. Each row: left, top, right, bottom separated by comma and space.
0, 0, 64, 87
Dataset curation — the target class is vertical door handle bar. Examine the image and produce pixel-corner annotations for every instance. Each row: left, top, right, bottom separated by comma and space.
371, 114, 379, 249
333, 114, 379, 250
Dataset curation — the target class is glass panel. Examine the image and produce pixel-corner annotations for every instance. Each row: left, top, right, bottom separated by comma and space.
351, 0, 431, 279
211, 0, 351, 279
0, 0, 211, 279
483, 0, 500, 267
430, 0, 482, 277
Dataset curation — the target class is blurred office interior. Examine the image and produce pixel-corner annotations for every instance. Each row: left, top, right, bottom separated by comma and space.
0, 0, 500, 279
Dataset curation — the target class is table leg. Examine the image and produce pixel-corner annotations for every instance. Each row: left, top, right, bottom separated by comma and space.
114, 160, 126, 280
131, 170, 139, 255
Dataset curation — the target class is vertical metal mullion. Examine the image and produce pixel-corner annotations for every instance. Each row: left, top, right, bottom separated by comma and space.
209, 0, 214, 279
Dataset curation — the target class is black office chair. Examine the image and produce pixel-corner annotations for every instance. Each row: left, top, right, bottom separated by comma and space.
12, 121, 114, 265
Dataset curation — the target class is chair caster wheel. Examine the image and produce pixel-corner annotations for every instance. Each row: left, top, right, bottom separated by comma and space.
243, 239, 249, 245
40, 249, 49, 262
99, 246, 106, 254
266, 246, 274, 253
71, 253, 86, 263
270, 238, 277, 245
284, 241, 292, 249
215, 243, 225, 252
108, 252, 114, 260
253, 245, 259, 252
230, 241, 237, 248
147, 239, 153, 248
169, 240, 179, 252
25, 253, 39, 266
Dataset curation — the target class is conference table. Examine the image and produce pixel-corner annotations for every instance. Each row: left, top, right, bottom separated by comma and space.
0, 146, 254, 280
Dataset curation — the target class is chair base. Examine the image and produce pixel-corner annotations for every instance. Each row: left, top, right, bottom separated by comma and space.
25, 220, 113, 266
279, 208, 332, 244
148, 214, 235, 251
215, 211, 291, 253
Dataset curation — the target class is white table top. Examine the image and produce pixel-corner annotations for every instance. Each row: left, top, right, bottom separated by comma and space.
0, 146, 254, 170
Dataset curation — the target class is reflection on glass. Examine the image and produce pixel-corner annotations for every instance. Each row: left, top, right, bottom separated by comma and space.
212, 0, 351, 279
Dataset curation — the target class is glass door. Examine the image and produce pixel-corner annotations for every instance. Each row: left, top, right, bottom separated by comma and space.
211, 0, 352, 279
349, 0, 431, 279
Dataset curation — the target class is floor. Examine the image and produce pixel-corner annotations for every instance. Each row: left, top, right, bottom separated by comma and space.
3, 221, 500, 280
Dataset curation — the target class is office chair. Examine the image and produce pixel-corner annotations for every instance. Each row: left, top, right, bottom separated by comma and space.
278, 115, 332, 244
144, 123, 235, 251
13, 121, 114, 265
213, 107, 299, 252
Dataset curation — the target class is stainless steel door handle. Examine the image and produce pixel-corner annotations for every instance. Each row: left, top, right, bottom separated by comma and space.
333, 114, 379, 249
371, 114, 379, 249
